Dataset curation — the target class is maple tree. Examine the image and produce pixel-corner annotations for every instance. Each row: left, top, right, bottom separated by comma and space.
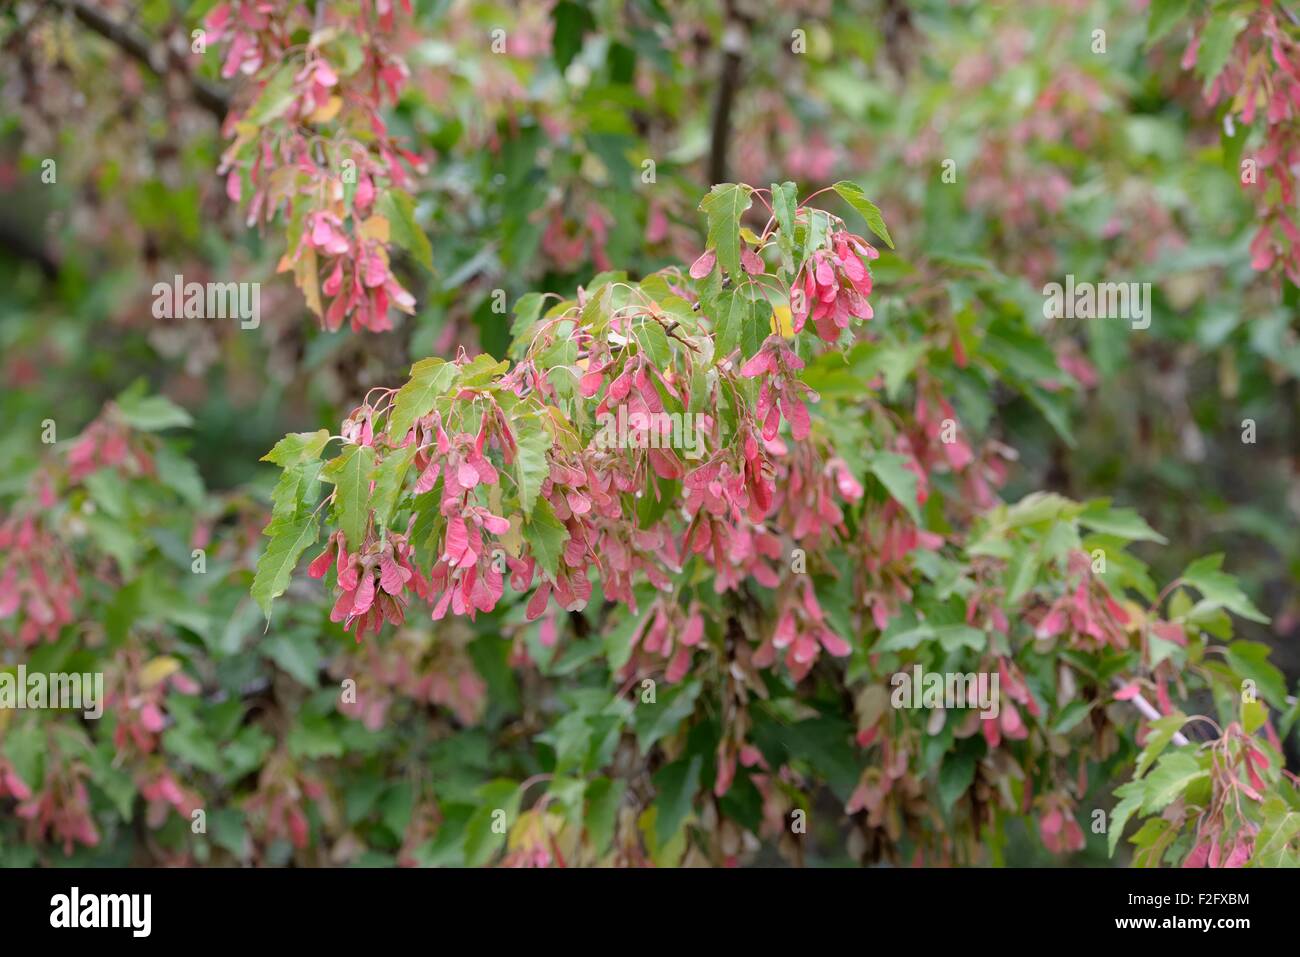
249, 177, 1297, 866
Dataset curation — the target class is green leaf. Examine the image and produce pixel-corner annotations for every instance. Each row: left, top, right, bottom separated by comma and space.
1108, 781, 1144, 856
1135, 711, 1187, 778
865, 342, 926, 400
1253, 797, 1300, 867
652, 755, 702, 847
245, 63, 298, 124
1079, 501, 1167, 544
513, 418, 552, 515
83, 745, 135, 820
1146, 0, 1191, 47
252, 513, 319, 618
1127, 816, 1176, 865
84, 512, 140, 577
370, 444, 417, 530
801, 208, 831, 258
163, 721, 223, 772
1141, 751, 1208, 813
698, 183, 754, 280
388, 358, 457, 440
743, 299, 770, 361
328, 33, 365, 76
1023, 386, 1077, 448
380, 781, 415, 837
114, 389, 193, 431
938, 752, 976, 812
712, 288, 749, 362
287, 712, 343, 759
321, 444, 376, 549
262, 429, 330, 467
1242, 698, 1267, 735
551, 0, 595, 71
261, 631, 322, 686
639, 319, 672, 370
455, 354, 510, 387
375, 190, 433, 272
1195, 11, 1246, 86
1224, 641, 1288, 708
603, 600, 650, 672
83, 470, 128, 519
1006, 546, 1041, 605
584, 777, 626, 857
774, 716, 861, 803
155, 445, 206, 506
878, 621, 984, 653
463, 779, 521, 866
984, 317, 1065, 382
2, 721, 44, 791
868, 452, 921, 524
1050, 699, 1094, 735
522, 497, 568, 578
509, 291, 546, 349
209, 809, 251, 860
937, 624, 986, 652
1179, 554, 1269, 624
1278, 692, 1300, 740
770, 181, 797, 271
1004, 491, 1073, 528
270, 460, 322, 522
831, 181, 894, 249
634, 679, 702, 754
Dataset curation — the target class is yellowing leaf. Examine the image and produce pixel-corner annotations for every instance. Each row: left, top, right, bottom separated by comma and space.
140, 656, 181, 690
771, 304, 794, 337
359, 215, 391, 243
489, 485, 524, 557
309, 95, 343, 123
498, 515, 523, 558
1242, 697, 1267, 735
293, 245, 322, 317
507, 808, 550, 851
266, 166, 298, 204
1123, 600, 1147, 632
225, 122, 259, 158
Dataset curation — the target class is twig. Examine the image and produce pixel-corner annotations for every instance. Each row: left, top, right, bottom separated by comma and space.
1117, 678, 1191, 746
707, 0, 753, 185
48, 0, 230, 120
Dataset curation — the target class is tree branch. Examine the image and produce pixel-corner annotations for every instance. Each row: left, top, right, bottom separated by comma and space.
708, 1, 753, 185
0, 215, 60, 280
49, 0, 231, 120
